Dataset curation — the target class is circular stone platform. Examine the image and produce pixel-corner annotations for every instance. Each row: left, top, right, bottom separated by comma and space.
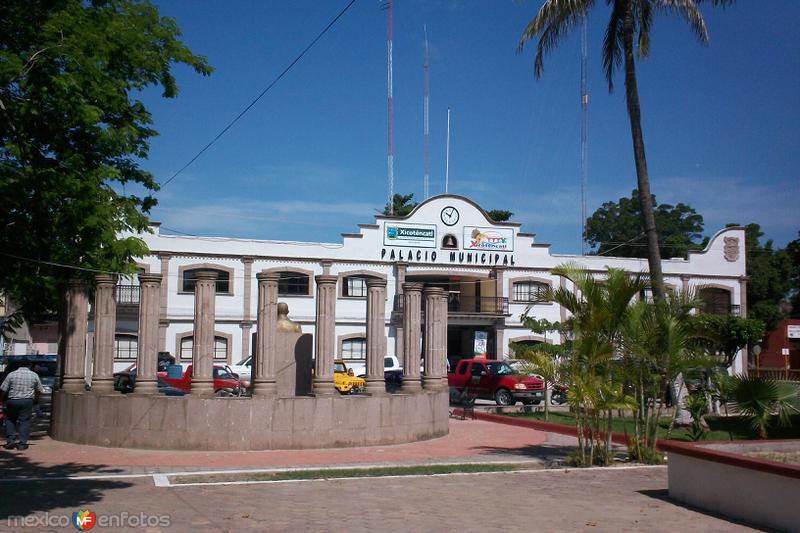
50, 390, 449, 451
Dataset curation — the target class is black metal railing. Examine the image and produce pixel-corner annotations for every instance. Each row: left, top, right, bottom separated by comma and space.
116, 284, 140, 305
448, 295, 508, 314
700, 303, 741, 317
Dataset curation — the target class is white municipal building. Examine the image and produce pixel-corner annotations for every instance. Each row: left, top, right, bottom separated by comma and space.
110, 194, 749, 373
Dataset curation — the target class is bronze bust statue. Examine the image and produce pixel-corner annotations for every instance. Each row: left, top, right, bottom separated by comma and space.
276, 302, 302, 333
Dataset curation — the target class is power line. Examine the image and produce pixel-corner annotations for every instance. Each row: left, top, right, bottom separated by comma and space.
159, 0, 359, 190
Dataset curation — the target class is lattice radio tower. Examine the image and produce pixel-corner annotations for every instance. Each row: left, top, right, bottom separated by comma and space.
383, 0, 395, 214
580, 14, 589, 254
423, 25, 430, 199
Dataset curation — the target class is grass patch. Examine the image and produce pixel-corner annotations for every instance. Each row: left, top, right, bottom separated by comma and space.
171, 463, 528, 485
504, 411, 800, 441
745, 451, 800, 465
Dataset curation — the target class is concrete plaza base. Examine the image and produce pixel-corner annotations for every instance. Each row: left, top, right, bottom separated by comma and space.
51, 390, 449, 451
662, 440, 800, 532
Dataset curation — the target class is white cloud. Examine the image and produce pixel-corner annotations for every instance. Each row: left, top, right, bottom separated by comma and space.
656, 176, 799, 237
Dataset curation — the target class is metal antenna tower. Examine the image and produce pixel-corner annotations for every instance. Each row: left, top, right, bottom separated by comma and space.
445, 107, 451, 194
385, 0, 394, 214
423, 25, 430, 199
580, 14, 589, 254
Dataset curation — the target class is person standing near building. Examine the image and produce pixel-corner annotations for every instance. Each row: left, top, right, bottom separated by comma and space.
1, 358, 43, 451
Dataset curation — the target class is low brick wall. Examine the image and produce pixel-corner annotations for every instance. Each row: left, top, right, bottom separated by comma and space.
51, 390, 449, 451
661, 440, 800, 531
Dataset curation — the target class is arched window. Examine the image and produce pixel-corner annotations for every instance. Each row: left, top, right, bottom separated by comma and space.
114, 334, 138, 360
278, 271, 311, 296
699, 287, 732, 316
338, 270, 386, 299
341, 337, 366, 360
179, 335, 229, 362
512, 281, 547, 303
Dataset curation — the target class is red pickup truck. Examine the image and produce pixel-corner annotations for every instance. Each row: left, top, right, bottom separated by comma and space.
448, 359, 545, 406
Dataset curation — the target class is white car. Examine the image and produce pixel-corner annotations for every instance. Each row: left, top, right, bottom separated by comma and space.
229, 356, 252, 380
348, 355, 402, 377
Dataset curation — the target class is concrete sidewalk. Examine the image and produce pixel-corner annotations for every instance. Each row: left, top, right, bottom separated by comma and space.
1, 418, 578, 477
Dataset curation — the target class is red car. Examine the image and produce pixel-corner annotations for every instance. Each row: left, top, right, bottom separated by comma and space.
156, 365, 243, 395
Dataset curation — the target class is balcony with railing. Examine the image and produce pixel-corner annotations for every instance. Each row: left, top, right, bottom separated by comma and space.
116, 284, 140, 305
393, 295, 509, 316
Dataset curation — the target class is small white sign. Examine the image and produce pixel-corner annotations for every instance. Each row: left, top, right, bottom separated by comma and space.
782, 348, 790, 356
384, 223, 437, 248
463, 226, 514, 252
787, 325, 800, 339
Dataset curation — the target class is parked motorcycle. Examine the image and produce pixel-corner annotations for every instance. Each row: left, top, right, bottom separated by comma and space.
550, 384, 568, 405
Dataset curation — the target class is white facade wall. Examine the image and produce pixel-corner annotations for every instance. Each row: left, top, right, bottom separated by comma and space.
112, 195, 747, 372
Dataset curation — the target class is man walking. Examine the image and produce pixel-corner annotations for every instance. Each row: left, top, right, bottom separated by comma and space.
1, 359, 43, 451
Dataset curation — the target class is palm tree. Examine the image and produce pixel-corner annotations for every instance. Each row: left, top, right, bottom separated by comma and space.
518, 0, 734, 300
535, 263, 646, 464
730, 375, 800, 439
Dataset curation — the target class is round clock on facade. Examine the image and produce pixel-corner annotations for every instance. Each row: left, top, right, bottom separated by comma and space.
440, 206, 459, 226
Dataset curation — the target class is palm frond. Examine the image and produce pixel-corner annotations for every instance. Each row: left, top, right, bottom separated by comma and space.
657, 0, 709, 43
635, 0, 653, 58
519, 0, 595, 78
602, 0, 626, 90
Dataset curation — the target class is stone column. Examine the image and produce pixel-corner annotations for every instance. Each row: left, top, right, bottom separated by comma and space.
681, 274, 690, 294
241, 257, 254, 360
494, 327, 505, 361
253, 272, 279, 395
191, 271, 218, 395
313, 275, 338, 395
135, 273, 162, 394
492, 266, 505, 298
401, 282, 423, 391
158, 253, 171, 352
91, 274, 117, 393
437, 292, 450, 388
394, 262, 407, 360
422, 287, 446, 390
62, 279, 90, 392
739, 276, 748, 318
365, 278, 388, 395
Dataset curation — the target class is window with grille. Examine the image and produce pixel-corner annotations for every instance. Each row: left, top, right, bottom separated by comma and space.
512, 281, 547, 302
181, 269, 230, 294
341, 338, 366, 360
278, 271, 310, 296
343, 277, 368, 298
179, 336, 228, 361
114, 335, 138, 360
699, 288, 732, 315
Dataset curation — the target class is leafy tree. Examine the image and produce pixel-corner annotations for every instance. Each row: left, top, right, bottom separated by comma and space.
486, 209, 513, 222
0, 0, 211, 325
787, 232, 800, 317
519, 0, 734, 300
687, 313, 765, 368
383, 193, 418, 217
585, 190, 707, 258
728, 223, 792, 329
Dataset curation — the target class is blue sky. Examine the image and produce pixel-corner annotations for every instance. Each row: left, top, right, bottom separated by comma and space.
137, 0, 799, 254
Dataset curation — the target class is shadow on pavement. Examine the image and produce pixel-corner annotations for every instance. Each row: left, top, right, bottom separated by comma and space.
0, 450, 133, 520
470, 443, 577, 465
637, 489, 770, 532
